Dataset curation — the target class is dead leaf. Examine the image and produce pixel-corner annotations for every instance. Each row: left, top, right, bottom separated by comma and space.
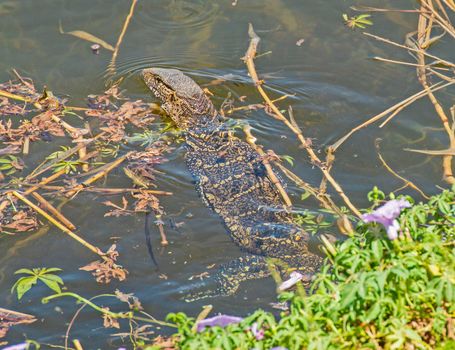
79, 244, 128, 283
59, 21, 115, 51
103, 197, 133, 217
404, 147, 455, 156
3, 210, 39, 232
115, 290, 143, 311
0, 308, 36, 338
102, 309, 120, 329
151, 335, 177, 350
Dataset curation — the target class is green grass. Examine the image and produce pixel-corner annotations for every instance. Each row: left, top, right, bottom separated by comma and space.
157, 188, 455, 350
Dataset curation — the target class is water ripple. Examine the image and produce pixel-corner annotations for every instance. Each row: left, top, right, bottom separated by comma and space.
135, 0, 219, 31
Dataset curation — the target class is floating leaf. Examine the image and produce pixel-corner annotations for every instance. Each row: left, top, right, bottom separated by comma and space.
59, 21, 114, 51
404, 147, 455, 156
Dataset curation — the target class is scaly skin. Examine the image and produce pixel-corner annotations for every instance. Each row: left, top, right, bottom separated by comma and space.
142, 68, 322, 300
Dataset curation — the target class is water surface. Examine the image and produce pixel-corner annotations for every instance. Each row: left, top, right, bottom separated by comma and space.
0, 0, 453, 348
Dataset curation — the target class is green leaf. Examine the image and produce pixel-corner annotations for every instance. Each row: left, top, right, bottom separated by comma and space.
39, 276, 62, 294
339, 283, 357, 309
41, 267, 63, 274
364, 301, 381, 323
12, 276, 38, 300
14, 268, 35, 275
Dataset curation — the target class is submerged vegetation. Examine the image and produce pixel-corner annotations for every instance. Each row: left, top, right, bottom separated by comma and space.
1, 0, 455, 349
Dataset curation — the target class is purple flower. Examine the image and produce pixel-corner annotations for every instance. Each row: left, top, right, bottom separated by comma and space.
362, 199, 411, 240
271, 347, 288, 350
196, 314, 243, 332
251, 322, 265, 340
2, 343, 28, 350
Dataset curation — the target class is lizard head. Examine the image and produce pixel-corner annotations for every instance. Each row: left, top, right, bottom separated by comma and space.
142, 68, 215, 129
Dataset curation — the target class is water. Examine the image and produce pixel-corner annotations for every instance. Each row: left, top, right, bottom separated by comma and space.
0, 0, 453, 348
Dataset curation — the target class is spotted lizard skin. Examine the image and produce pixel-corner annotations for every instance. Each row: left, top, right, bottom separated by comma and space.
142, 68, 322, 300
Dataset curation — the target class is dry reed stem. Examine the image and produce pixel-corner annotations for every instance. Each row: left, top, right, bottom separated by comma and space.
12, 191, 104, 256
372, 56, 450, 69
22, 136, 30, 155
49, 113, 90, 172
243, 23, 361, 218
0, 168, 68, 216
24, 150, 100, 197
73, 339, 84, 350
76, 135, 88, 172
332, 80, 453, 150
362, 32, 455, 68
108, 0, 138, 75
273, 161, 342, 215
22, 184, 173, 196
416, 1, 455, 183
375, 140, 430, 199
243, 125, 293, 207
31, 191, 76, 230
25, 169, 67, 195
444, 0, 455, 11
66, 153, 130, 198
0, 89, 41, 109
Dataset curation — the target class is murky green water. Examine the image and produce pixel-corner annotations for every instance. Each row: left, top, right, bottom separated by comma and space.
1, 0, 453, 348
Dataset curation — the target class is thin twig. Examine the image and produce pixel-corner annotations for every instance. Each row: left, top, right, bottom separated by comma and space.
243, 125, 293, 207
375, 140, 430, 199
11, 191, 104, 256
66, 153, 130, 198
415, 2, 455, 183
242, 23, 361, 218
31, 192, 76, 230
331, 80, 453, 150
363, 32, 455, 68
108, 0, 138, 75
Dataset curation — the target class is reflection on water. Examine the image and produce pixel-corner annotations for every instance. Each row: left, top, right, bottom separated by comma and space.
0, 0, 453, 347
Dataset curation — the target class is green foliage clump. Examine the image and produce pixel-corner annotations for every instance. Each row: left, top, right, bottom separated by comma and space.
12, 267, 64, 300
165, 188, 455, 349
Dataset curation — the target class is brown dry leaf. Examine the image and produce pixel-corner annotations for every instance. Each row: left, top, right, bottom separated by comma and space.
127, 143, 171, 183
79, 244, 128, 283
132, 192, 161, 213
59, 22, 115, 51
31, 111, 65, 137
0, 97, 26, 115
3, 210, 39, 232
404, 147, 455, 156
114, 290, 143, 311
102, 309, 120, 329
103, 196, 133, 217
151, 335, 177, 350
0, 307, 36, 338
100, 125, 125, 143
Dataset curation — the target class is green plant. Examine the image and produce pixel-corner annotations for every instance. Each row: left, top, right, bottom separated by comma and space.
162, 188, 455, 349
45, 146, 72, 160
11, 267, 64, 300
343, 13, 373, 29
51, 160, 85, 174
0, 155, 23, 175
126, 130, 160, 147
294, 210, 333, 234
